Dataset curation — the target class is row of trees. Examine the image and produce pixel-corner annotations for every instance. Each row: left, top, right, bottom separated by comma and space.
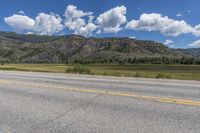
68, 56, 200, 65
1, 56, 200, 65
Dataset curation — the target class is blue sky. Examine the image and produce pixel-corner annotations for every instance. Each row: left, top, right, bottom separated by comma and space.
0, 0, 200, 48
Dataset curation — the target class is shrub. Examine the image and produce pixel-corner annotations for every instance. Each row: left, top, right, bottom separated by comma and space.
118, 60, 125, 65
65, 67, 73, 73
156, 72, 172, 79
152, 61, 162, 64
102, 72, 108, 76
66, 65, 90, 74
135, 72, 143, 77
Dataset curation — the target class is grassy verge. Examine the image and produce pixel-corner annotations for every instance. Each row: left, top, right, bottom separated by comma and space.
0, 64, 200, 81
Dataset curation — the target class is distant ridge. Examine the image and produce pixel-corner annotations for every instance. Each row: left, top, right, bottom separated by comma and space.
0, 31, 194, 63
178, 48, 200, 57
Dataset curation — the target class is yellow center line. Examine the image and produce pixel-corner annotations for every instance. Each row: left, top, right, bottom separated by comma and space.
1, 79, 200, 107
0, 80, 11, 84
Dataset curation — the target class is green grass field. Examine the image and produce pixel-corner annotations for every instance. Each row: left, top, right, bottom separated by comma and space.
0, 64, 200, 81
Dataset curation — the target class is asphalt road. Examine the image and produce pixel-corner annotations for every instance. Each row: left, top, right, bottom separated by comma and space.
0, 70, 200, 133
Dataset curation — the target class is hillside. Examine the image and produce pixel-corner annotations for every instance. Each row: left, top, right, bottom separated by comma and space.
0, 31, 192, 63
178, 48, 200, 57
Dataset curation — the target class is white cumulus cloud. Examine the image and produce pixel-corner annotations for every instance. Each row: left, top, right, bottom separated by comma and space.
163, 39, 173, 45
32, 13, 64, 35
129, 36, 136, 39
96, 5, 127, 33
4, 14, 35, 32
75, 23, 97, 36
125, 13, 197, 37
19, 10, 25, 15
64, 5, 97, 36
187, 40, 200, 48
65, 5, 92, 20
5, 5, 200, 38
4, 13, 64, 35
176, 13, 183, 17
193, 24, 200, 36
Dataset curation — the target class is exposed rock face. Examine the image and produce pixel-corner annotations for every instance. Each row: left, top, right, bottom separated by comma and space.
178, 48, 200, 57
0, 31, 190, 63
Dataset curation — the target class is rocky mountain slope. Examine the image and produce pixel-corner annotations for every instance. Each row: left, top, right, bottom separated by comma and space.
178, 48, 200, 57
0, 31, 192, 63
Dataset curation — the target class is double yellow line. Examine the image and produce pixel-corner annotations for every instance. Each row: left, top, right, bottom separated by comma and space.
1, 79, 200, 107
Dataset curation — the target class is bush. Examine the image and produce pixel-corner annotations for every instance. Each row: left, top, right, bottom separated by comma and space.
135, 72, 143, 77
156, 72, 172, 79
118, 60, 125, 65
102, 72, 108, 76
65, 67, 73, 73
66, 65, 91, 74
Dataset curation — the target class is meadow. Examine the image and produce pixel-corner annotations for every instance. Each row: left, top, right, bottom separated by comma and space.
0, 64, 200, 81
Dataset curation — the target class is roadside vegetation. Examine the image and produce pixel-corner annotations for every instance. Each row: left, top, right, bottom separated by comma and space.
156, 72, 173, 79
71, 56, 200, 65
66, 65, 90, 74
0, 64, 200, 81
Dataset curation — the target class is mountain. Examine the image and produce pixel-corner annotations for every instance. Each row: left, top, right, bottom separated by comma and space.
0, 31, 192, 63
178, 48, 200, 57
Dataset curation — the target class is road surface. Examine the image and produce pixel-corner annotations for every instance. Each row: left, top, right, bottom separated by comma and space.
0, 70, 200, 133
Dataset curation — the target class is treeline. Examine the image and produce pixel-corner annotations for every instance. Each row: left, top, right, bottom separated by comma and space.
69, 56, 200, 65
1, 56, 200, 65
